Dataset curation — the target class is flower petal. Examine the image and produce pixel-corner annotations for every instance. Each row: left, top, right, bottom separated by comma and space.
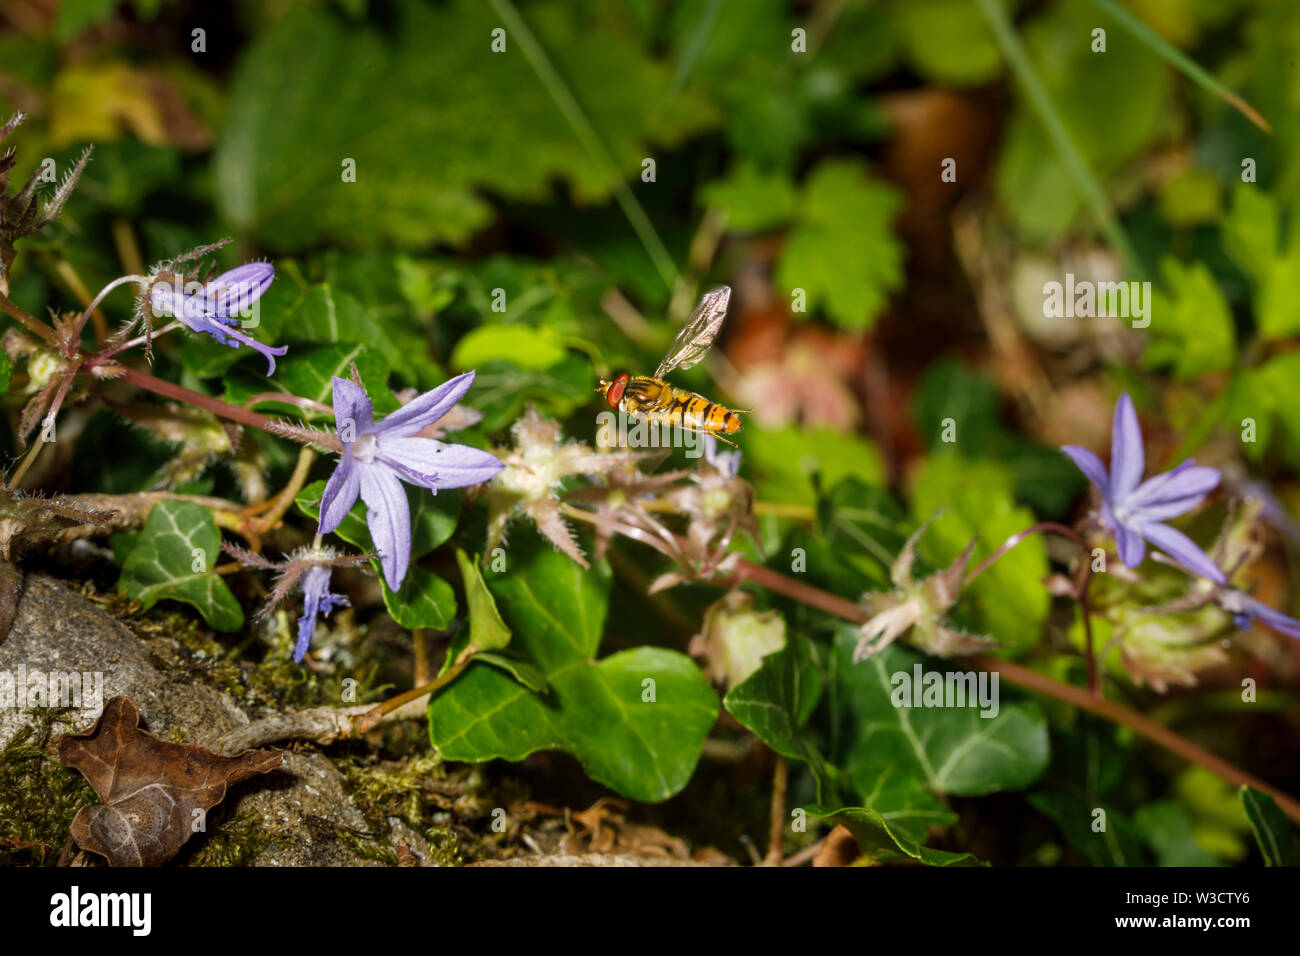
200, 262, 274, 318
208, 322, 288, 375
1243, 598, 1300, 640
331, 376, 375, 440
358, 463, 412, 591
294, 566, 331, 662
377, 436, 504, 490
1061, 445, 1110, 495
1128, 462, 1221, 521
1110, 392, 1145, 499
1114, 519, 1147, 568
373, 371, 476, 438
1141, 522, 1226, 584
318, 453, 360, 534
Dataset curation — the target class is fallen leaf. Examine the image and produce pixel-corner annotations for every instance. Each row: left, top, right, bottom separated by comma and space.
57, 696, 281, 866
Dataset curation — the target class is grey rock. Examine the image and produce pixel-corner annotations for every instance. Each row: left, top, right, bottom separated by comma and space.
0, 575, 427, 866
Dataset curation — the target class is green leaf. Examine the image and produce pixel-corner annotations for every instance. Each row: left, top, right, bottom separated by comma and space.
1221, 184, 1279, 286
381, 565, 456, 630
427, 534, 719, 802
745, 425, 884, 507
810, 806, 986, 867
0, 350, 12, 394
701, 162, 796, 233
118, 501, 244, 632
464, 356, 593, 432
992, 0, 1170, 240
1029, 790, 1150, 866
450, 324, 567, 372
909, 455, 1049, 654
829, 630, 1049, 797
224, 342, 396, 420
724, 634, 832, 801
1136, 800, 1224, 867
473, 651, 548, 692
816, 477, 909, 586
1145, 258, 1236, 378
454, 549, 512, 651
891, 0, 1002, 86
1240, 786, 1300, 866
296, 480, 460, 561
775, 158, 904, 329
215, 0, 716, 252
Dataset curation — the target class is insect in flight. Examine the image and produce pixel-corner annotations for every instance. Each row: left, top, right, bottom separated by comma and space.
598, 285, 743, 445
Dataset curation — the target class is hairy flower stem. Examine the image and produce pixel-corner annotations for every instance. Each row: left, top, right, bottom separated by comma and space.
115, 365, 294, 435
0, 290, 58, 346
728, 556, 1300, 824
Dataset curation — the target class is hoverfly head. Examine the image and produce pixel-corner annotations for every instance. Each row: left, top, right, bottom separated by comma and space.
603, 372, 630, 408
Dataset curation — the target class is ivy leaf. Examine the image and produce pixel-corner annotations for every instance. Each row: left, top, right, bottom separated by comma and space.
1240, 786, 1300, 866
724, 634, 832, 802
118, 501, 243, 632
450, 325, 567, 372
745, 425, 884, 506
215, 0, 716, 252
1029, 790, 1150, 866
817, 477, 909, 587
454, 549, 511, 652
427, 533, 718, 802
829, 629, 1049, 797
381, 565, 456, 630
775, 158, 904, 330
810, 806, 986, 867
224, 342, 396, 420
463, 356, 593, 432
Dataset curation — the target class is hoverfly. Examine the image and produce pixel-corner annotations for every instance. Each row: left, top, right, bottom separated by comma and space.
598, 285, 743, 445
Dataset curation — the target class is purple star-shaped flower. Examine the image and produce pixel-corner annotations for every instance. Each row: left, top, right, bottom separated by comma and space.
295, 565, 348, 662
1062, 392, 1225, 584
150, 262, 288, 375
318, 371, 504, 590
1217, 589, 1300, 640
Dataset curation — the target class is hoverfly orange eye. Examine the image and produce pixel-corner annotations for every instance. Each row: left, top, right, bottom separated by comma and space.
607, 373, 629, 408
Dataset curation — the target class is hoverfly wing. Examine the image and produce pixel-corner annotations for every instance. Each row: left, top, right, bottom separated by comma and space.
654, 285, 731, 379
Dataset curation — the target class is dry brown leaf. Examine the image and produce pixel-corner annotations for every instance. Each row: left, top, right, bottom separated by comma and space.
57, 696, 281, 866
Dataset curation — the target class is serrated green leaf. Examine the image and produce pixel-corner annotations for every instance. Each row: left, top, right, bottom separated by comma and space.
724, 634, 831, 802
118, 501, 243, 632
701, 162, 796, 233
427, 533, 718, 802
1145, 258, 1236, 378
775, 158, 903, 329
810, 805, 986, 866
215, 0, 716, 252
1240, 786, 1300, 866
909, 455, 1048, 654
830, 629, 1049, 796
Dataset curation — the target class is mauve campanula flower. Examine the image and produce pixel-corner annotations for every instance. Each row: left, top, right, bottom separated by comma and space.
1062, 392, 1225, 584
318, 371, 504, 590
1217, 589, 1300, 641
150, 262, 287, 375
221, 543, 369, 663
295, 565, 348, 662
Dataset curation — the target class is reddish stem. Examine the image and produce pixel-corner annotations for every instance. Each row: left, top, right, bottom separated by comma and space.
729, 556, 1300, 825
